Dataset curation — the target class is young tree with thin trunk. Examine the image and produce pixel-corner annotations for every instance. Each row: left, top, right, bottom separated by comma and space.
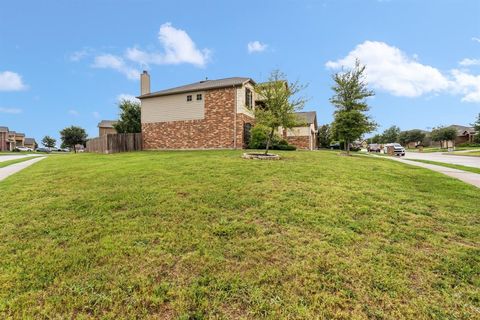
254, 70, 307, 155
60, 126, 87, 153
431, 126, 457, 149
317, 124, 331, 148
330, 60, 376, 155
472, 113, 480, 143
41, 136, 56, 148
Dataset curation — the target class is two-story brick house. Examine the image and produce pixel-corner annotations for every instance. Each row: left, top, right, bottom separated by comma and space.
138, 71, 255, 149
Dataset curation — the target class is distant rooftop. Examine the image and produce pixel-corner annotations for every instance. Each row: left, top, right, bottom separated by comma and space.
98, 120, 117, 128
0, 126, 9, 132
295, 111, 317, 126
138, 77, 254, 99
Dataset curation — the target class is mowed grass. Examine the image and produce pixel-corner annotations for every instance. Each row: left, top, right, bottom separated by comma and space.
0, 151, 479, 319
0, 156, 40, 168
453, 150, 480, 157
407, 159, 480, 174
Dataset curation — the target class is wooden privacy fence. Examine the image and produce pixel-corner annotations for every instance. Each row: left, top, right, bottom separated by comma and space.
86, 133, 143, 154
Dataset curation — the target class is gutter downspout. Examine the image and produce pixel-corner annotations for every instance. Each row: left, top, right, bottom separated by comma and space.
233, 85, 237, 149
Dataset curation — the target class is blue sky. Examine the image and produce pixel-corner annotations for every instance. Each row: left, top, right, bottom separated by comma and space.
1, 0, 479, 144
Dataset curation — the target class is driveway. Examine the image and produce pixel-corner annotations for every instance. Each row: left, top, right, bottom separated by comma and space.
0, 154, 37, 162
404, 151, 480, 168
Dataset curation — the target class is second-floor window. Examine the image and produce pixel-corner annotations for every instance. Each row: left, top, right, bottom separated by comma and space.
187, 95, 192, 102
245, 88, 253, 109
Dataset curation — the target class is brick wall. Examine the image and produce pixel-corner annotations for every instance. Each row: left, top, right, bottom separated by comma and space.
0, 132, 7, 151
143, 87, 253, 149
286, 136, 311, 150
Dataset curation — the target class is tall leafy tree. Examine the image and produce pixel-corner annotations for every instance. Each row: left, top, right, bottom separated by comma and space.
381, 126, 401, 143
41, 136, 56, 148
113, 99, 141, 133
254, 70, 307, 154
399, 129, 426, 147
317, 124, 331, 148
472, 113, 480, 143
60, 126, 87, 153
431, 126, 457, 148
330, 60, 376, 154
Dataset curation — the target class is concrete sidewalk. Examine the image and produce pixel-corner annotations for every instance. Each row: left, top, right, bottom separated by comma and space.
389, 157, 480, 188
0, 157, 46, 181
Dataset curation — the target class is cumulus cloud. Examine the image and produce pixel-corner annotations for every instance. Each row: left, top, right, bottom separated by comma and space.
0, 71, 27, 91
326, 41, 451, 97
0, 107, 22, 114
69, 109, 79, 116
117, 94, 140, 103
92, 54, 140, 80
70, 49, 90, 62
459, 58, 480, 66
125, 23, 210, 67
247, 41, 268, 53
472, 37, 480, 43
451, 70, 480, 102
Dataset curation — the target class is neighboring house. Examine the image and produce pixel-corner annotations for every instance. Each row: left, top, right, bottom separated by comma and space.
6, 131, 25, 150
0, 126, 8, 151
98, 120, 118, 136
138, 71, 255, 149
24, 138, 37, 150
430, 125, 477, 148
279, 111, 318, 150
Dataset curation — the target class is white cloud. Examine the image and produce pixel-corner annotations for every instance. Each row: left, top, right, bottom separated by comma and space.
92, 54, 140, 80
69, 109, 79, 116
92, 111, 101, 119
0, 107, 22, 114
451, 69, 480, 102
459, 58, 480, 66
247, 41, 268, 53
117, 94, 140, 103
125, 23, 210, 67
70, 49, 89, 61
326, 41, 451, 97
0, 71, 27, 91
472, 37, 480, 43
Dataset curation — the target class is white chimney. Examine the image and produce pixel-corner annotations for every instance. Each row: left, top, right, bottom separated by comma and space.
140, 70, 150, 95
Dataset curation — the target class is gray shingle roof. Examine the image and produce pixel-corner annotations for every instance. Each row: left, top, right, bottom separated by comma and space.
447, 124, 475, 135
98, 120, 117, 128
295, 111, 317, 127
24, 138, 36, 144
15, 132, 25, 137
0, 126, 9, 133
138, 77, 254, 99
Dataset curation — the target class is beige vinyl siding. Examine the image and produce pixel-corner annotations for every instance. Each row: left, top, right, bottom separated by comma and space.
236, 83, 255, 117
141, 91, 205, 123
285, 126, 310, 137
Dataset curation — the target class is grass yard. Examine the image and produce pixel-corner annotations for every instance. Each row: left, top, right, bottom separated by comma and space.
452, 151, 480, 157
0, 156, 40, 168
0, 151, 479, 319
407, 159, 480, 174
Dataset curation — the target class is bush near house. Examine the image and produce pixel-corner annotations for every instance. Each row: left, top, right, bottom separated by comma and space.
248, 125, 296, 150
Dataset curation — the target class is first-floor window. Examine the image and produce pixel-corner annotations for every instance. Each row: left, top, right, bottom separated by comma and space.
187, 95, 192, 101
196, 94, 202, 101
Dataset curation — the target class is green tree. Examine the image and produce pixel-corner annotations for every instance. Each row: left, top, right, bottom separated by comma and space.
431, 126, 457, 148
254, 70, 307, 154
317, 124, 331, 148
60, 126, 88, 153
41, 136, 56, 148
472, 113, 480, 143
399, 129, 426, 147
381, 126, 401, 143
330, 60, 376, 154
369, 134, 383, 144
113, 99, 141, 133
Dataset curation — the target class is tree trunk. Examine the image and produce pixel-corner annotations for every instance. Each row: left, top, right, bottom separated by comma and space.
346, 139, 350, 155
73, 145, 77, 153
265, 127, 275, 155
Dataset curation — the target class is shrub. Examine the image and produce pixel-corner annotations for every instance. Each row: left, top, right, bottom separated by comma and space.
248, 125, 296, 151
458, 142, 480, 148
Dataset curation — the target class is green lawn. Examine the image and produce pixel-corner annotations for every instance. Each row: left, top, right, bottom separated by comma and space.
0, 151, 479, 319
0, 156, 40, 168
407, 146, 480, 153
407, 159, 480, 174
452, 151, 480, 157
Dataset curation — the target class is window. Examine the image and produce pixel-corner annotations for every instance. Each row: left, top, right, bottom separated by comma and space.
245, 88, 253, 108
186, 95, 192, 102
196, 94, 202, 101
